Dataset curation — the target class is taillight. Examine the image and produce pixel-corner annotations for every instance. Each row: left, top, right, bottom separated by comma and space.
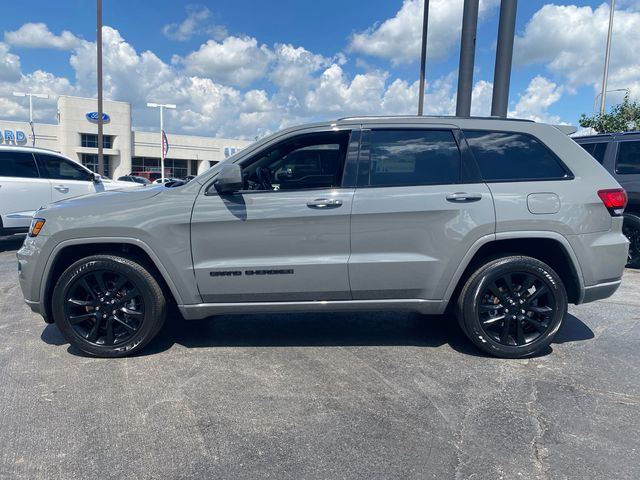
597, 188, 627, 216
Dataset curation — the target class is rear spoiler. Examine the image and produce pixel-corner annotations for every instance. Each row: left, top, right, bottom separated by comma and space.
554, 125, 578, 135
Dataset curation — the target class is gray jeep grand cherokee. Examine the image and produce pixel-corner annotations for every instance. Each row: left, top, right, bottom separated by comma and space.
17, 116, 629, 358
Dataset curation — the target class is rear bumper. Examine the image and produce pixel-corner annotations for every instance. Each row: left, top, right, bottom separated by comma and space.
581, 278, 622, 304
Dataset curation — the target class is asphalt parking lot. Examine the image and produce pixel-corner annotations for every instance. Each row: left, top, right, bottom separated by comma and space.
0, 235, 639, 480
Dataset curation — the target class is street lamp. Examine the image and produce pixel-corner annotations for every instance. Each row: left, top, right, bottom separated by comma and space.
146, 102, 176, 183
592, 88, 629, 115
12, 91, 49, 146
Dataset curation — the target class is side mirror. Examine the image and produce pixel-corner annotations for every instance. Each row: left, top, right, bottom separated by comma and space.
210, 164, 242, 195
91, 173, 102, 183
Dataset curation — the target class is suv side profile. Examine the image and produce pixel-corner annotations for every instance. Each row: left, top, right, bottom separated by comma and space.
0, 146, 139, 236
17, 117, 629, 358
574, 132, 640, 268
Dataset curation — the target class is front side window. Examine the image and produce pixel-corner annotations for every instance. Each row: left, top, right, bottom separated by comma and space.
38, 154, 93, 181
579, 142, 608, 164
364, 129, 461, 187
464, 130, 571, 182
242, 131, 350, 191
0, 151, 39, 178
616, 140, 640, 174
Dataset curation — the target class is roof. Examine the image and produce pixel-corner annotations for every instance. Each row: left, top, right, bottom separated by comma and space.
574, 130, 640, 141
0, 144, 64, 155
335, 115, 535, 124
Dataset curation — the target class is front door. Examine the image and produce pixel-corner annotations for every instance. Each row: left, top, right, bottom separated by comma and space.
191, 129, 357, 303
349, 126, 495, 301
35, 153, 98, 202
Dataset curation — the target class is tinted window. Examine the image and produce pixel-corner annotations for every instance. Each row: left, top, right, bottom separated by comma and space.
0, 151, 39, 178
616, 140, 640, 175
38, 154, 92, 181
464, 130, 570, 182
579, 142, 608, 164
81, 134, 112, 149
366, 130, 460, 187
243, 132, 349, 191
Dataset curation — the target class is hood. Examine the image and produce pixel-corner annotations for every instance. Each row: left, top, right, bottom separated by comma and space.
41, 184, 164, 212
101, 179, 144, 190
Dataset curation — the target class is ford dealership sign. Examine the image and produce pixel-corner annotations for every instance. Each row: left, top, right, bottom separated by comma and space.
86, 112, 110, 122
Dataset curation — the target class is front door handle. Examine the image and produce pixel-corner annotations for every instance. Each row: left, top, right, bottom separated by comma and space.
307, 198, 343, 209
54, 185, 69, 193
446, 192, 482, 203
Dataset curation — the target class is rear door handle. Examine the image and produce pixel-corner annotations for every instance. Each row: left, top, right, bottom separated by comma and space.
307, 198, 343, 209
446, 192, 483, 202
54, 185, 69, 193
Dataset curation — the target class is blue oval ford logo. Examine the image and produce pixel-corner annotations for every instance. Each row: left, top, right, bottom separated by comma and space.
86, 112, 110, 122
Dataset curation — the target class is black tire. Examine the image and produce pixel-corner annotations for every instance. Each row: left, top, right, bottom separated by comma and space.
623, 213, 640, 269
455, 256, 567, 358
51, 255, 166, 357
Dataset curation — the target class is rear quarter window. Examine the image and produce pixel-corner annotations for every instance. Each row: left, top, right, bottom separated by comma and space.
578, 142, 608, 164
463, 130, 572, 182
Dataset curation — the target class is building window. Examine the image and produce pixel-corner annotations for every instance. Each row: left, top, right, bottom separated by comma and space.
81, 153, 110, 177
224, 146, 241, 158
81, 134, 113, 149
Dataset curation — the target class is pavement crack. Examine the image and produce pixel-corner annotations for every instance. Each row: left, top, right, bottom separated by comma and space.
526, 380, 550, 480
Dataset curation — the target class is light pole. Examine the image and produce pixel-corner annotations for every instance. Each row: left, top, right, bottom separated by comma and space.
417, 0, 430, 115
12, 91, 49, 146
146, 103, 176, 183
600, 0, 616, 115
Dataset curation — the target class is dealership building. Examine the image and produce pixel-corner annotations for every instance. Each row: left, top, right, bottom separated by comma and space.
0, 96, 251, 179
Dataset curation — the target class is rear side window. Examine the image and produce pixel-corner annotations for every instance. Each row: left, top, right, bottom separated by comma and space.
579, 142, 608, 164
38, 154, 93, 181
0, 151, 39, 178
365, 129, 460, 187
616, 140, 640, 174
464, 130, 571, 182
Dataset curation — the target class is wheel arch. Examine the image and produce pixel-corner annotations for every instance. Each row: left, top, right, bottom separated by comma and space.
444, 232, 585, 308
40, 238, 183, 324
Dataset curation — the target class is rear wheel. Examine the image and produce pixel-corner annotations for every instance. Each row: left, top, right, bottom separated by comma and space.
456, 256, 567, 358
622, 213, 640, 269
51, 255, 166, 357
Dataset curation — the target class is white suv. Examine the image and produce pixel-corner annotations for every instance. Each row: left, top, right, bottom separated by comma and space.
0, 145, 140, 236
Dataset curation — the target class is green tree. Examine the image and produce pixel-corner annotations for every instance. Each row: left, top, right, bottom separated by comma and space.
579, 94, 640, 133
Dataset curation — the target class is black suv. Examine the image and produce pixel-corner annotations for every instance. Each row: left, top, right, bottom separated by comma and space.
575, 132, 640, 268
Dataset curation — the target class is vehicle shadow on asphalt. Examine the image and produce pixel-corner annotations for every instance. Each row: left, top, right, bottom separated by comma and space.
0, 235, 25, 253
41, 309, 595, 359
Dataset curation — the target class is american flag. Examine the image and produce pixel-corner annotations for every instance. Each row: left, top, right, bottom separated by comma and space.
162, 130, 169, 158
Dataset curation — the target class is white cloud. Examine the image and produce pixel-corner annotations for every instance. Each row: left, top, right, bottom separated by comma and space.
349, 0, 499, 65
515, 3, 640, 99
178, 36, 274, 87
4, 22, 81, 50
0, 42, 21, 81
509, 75, 563, 124
162, 5, 226, 41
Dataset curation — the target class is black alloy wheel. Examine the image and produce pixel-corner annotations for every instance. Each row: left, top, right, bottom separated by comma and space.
52, 255, 166, 357
456, 256, 568, 358
64, 270, 144, 347
477, 272, 556, 347
622, 214, 640, 269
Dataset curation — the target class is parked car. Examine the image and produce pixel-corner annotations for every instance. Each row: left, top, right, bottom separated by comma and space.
574, 132, 640, 268
0, 146, 139, 236
117, 175, 151, 185
131, 170, 172, 182
18, 116, 629, 358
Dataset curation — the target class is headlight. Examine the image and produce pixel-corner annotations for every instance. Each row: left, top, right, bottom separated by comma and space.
28, 218, 46, 237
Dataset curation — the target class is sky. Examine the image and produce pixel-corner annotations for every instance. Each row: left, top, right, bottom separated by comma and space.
1, 0, 639, 139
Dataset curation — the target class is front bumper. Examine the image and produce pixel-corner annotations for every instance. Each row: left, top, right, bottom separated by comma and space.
17, 234, 50, 322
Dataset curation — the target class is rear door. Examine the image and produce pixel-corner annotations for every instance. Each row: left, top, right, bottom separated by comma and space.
348, 125, 495, 301
612, 138, 640, 207
0, 151, 51, 229
36, 153, 101, 202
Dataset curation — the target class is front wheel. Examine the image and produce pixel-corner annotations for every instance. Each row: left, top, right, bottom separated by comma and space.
622, 213, 640, 269
51, 255, 166, 357
456, 256, 568, 358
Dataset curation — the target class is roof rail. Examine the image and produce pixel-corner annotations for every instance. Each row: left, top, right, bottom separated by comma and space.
335, 115, 535, 123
